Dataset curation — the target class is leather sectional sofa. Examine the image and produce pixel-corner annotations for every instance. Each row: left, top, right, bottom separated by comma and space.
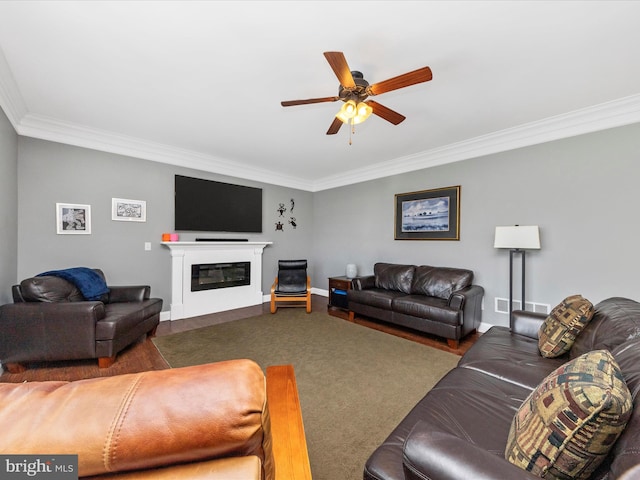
348, 262, 484, 348
364, 297, 640, 480
0, 359, 312, 479
0, 268, 162, 371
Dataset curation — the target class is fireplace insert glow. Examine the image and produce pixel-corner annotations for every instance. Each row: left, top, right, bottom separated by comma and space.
191, 262, 251, 291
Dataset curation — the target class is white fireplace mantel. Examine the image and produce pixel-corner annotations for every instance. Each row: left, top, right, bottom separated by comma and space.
162, 241, 272, 320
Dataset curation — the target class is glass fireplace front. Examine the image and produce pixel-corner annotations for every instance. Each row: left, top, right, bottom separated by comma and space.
191, 262, 251, 291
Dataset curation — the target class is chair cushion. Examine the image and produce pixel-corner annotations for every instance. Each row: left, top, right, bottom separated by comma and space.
36, 267, 109, 301
505, 349, 633, 480
374, 263, 415, 294
275, 260, 307, 294
20, 276, 84, 302
410, 266, 473, 299
538, 294, 594, 358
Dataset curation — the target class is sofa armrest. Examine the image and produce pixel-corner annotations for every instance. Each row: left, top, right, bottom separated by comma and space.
0, 360, 272, 479
266, 365, 312, 480
352, 275, 375, 291
0, 302, 106, 363
511, 310, 546, 339
107, 285, 151, 303
448, 284, 484, 310
402, 424, 539, 480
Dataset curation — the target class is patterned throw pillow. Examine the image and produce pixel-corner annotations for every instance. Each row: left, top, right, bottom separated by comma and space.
505, 350, 632, 480
539, 295, 595, 358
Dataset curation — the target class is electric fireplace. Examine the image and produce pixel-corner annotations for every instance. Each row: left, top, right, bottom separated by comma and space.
191, 262, 251, 291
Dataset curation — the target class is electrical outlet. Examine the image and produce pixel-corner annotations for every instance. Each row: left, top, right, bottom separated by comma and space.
144, 242, 151, 251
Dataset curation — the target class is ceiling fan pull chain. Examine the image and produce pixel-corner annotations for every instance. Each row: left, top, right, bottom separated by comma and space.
349, 119, 353, 145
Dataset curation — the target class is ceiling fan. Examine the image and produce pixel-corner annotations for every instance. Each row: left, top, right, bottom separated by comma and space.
281, 51, 433, 136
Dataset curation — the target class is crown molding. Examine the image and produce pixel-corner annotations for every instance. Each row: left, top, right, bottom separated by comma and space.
16, 113, 315, 191
2, 46, 639, 193
312, 93, 640, 191
0, 46, 27, 128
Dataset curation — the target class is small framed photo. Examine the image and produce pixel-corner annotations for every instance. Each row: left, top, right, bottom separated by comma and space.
395, 185, 461, 240
112, 198, 146, 222
56, 203, 91, 234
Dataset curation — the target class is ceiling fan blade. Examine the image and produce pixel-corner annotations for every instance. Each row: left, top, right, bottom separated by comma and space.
323, 52, 356, 88
368, 66, 433, 96
367, 100, 406, 125
281, 96, 340, 107
326, 117, 344, 135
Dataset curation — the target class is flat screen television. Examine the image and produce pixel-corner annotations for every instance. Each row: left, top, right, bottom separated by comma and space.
174, 175, 262, 233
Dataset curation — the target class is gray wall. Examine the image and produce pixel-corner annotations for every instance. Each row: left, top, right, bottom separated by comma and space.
11, 121, 640, 328
16, 138, 314, 307
313, 123, 640, 327
0, 108, 18, 305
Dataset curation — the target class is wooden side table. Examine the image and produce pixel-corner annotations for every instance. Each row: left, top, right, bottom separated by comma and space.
327, 276, 352, 312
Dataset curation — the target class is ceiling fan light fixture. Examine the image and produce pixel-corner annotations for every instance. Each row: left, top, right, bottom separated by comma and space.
352, 102, 373, 124
336, 99, 357, 123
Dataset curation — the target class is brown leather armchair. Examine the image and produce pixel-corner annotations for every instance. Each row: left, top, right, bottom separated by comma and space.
0, 269, 162, 372
0, 359, 312, 480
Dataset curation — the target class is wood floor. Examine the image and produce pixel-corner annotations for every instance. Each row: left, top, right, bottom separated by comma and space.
0, 295, 478, 383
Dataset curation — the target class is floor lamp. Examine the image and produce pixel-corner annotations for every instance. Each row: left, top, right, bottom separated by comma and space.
494, 225, 541, 330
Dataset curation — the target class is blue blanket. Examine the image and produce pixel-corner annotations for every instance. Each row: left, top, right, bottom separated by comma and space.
37, 267, 109, 301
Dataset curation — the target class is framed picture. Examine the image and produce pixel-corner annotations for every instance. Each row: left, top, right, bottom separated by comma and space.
56, 203, 91, 234
112, 198, 146, 222
394, 185, 460, 240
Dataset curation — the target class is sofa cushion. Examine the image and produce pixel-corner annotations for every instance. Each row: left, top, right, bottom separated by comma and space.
365, 366, 531, 480
20, 276, 84, 302
391, 295, 459, 326
571, 297, 640, 359
459, 326, 568, 390
374, 263, 415, 294
505, 349, 633, 480
538, 294, 594, 358
347, 288, 407, 310
410, 266, 473, 299
609, 338, 640, 478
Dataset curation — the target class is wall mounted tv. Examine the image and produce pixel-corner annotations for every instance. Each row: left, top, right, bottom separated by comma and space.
174, 175, 262, 233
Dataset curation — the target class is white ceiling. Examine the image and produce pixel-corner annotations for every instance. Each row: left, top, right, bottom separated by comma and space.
1, 1, 639, 191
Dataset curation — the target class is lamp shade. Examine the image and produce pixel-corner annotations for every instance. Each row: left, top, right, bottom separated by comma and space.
352, 102, 373, 124
336, 100, 357, 123
494, 225, 540, 249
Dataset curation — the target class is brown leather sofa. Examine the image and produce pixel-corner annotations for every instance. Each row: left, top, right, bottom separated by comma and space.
0, 269, 162, 372
364, 297, 640, 480
0, 359, 312, 480
348, 263, 484, 348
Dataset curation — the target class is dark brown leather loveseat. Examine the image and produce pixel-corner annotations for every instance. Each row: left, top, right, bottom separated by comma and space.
364, 297, 640, 480
348, 262, 484, 348
0, 268, 162, 372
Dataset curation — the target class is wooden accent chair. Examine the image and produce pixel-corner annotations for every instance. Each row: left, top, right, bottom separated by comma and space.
270, 260, 311, 314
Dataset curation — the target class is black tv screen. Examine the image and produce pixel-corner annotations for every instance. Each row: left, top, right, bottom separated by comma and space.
174, 175, 262, 233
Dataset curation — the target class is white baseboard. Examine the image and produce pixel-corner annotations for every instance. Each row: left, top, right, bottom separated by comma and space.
477, 322, 494, 333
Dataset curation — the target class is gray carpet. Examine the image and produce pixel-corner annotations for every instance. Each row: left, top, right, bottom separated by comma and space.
153, 309, 460, 480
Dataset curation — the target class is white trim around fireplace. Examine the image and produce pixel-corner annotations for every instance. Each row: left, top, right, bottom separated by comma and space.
161, 241, 272, 320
